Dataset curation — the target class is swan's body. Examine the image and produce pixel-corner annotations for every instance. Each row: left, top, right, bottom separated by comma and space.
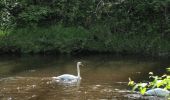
53, 74, 81, 83
52, 62, 82, 83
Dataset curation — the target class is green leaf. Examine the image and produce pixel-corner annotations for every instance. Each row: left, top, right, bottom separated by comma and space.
140, 87, 146, 95
128, 77, 135, 86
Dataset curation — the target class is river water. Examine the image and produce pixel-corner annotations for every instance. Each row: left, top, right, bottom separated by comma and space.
0, 54, 169, 100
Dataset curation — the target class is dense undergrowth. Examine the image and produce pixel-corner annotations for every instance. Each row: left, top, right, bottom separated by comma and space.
0, 0, 170, 56
128, 71, 170, 96
0, 24, 169, 56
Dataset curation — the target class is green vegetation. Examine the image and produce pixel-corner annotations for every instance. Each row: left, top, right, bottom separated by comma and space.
0, 0, 170, 56
128, 71, 170, 95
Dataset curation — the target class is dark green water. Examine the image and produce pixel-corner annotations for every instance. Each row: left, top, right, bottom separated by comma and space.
0, 55, 169, 100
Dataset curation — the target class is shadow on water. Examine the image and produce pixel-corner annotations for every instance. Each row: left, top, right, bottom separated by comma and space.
0, 54, 169, 100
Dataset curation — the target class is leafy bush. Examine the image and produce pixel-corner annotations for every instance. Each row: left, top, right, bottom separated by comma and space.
128, 72, 170, 95
0, 25, 90, 53
0, 0, 170, 55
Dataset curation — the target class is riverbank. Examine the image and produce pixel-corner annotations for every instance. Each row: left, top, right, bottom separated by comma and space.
0, 25, 169, 57
1, 0, 170, 57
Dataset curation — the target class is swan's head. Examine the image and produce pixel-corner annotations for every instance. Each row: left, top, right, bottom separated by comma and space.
77, 62, 83, 66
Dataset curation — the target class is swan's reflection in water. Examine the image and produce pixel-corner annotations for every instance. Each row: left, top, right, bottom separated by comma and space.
0, 76, 83, 100
0, 75, 166, 100
0, 76, 128, 100
0, 55, 169, 99
52, 78, 81, 87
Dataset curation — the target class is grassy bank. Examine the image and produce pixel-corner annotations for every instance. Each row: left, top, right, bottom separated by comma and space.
0, 25, 169, 57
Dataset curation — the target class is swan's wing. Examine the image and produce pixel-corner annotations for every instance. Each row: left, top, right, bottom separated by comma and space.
53, 74, 77, 81
52, 74, 81, 84
58, 74, 77, 78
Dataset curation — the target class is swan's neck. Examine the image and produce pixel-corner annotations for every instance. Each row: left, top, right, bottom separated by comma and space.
77, 64, 81, 78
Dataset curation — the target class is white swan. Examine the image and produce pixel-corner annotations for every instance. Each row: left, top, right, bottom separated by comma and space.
52, 62, 83, 83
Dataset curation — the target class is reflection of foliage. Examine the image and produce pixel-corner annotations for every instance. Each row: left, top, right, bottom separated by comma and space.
128, 71, 170, 95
